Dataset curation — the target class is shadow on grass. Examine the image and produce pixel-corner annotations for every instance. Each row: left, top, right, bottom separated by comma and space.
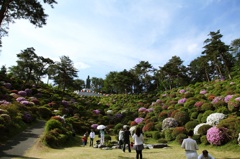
0, 152, 41, 159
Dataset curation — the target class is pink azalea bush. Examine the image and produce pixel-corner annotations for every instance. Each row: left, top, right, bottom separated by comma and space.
138, 107, 147, 112
134, 117, 144, 124
224, 95, 233, 103
179, 89, 185, 94
211, 96, 223, 104
207, 126, 227, 145
200, 89, 207, 94
178, 98, 187, 104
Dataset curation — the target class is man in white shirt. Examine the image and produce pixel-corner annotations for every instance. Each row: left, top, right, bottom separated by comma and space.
181, 130, 198, 159
89, 129, 95, 147
198, 150, 215, 159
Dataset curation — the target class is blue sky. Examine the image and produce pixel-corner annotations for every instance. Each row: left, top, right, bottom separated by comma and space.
1, 0, 240, 81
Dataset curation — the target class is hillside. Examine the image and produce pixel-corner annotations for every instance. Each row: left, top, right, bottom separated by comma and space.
1, 76, 240, 148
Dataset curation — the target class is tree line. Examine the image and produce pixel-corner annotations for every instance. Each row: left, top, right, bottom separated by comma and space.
1, 30, 240, 94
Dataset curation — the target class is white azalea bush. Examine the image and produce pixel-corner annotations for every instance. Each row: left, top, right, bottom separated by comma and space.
162, 117, 178, 130
194, 123, 211, 135
206, 113, 226, 126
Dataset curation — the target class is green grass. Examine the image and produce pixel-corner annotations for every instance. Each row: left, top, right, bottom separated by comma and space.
14, 136, 240, 159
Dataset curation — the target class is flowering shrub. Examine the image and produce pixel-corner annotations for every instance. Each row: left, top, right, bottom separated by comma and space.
179, 89, 185, 94
200, 90, 207, 94
62, 100, 69, 106
22, 112, 33, 123
162, 117, 178, 130
158, 111, 168, 121
25, 88, 32, 95
138, 107, 146, 112
20, 100, 35, 106
91, 124, 98, 129
224, 95, 233, 103
146, 108, 154, 112
174, 111, 190, 126
206, 113, 225, 126
93, 109, 100, 115
212, 96, 223, 104
194, 101, 204, 110
106, 110, 113, 114
4, 83, 11, 89
48, 101, 56, 107
227, 96, 240, 112
156, 99, 161, 103
172, 127, 186, 138
194, 123, 211, 135
0, 100, 10, 105
16, 97, 26, 102
134, 117, 144, 124
115, 113, 122, 119
206, 126, 227, 145
142, 122, 154, 132
18, 91, 27, 97
208, 94, 215, 100
0, 114, 11, 124
178, 98, 187, 104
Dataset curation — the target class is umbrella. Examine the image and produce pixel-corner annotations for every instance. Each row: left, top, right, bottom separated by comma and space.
91, 124, 98, 129
129, 126, 137, 134
97, 125, 106, 130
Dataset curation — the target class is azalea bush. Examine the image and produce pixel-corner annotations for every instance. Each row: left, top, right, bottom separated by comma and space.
206, 113, 225, 126
162, 117, 178, 130
206, 126, 228, 146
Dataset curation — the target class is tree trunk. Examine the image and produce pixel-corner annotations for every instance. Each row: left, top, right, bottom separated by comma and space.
0, 0, 13, 26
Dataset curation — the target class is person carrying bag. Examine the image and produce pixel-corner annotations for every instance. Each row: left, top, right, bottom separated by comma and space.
132, 127, 144, 159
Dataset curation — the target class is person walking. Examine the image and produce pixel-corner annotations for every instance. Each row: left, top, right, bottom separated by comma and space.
198, 150, 215, 159
122, 127, 131, 153
100, 129, 105, 145
132, 127, 144, 159
89, 129, 95, 147
118, 128, 124, 149
181, 130, 198, 159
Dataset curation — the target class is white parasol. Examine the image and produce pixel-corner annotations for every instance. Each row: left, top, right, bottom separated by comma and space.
97, 125, 106, 130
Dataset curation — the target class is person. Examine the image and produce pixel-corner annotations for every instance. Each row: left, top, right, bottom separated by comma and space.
122, 126, 131, 153
82, 135, 87, 146
181, 130, 198, 159
118, 128, 124, 149
100, 129, 105, 145
89, 129, 95, 147
84, 131, 89, 145
132, 127, 144, 159
198, 150, 215, 159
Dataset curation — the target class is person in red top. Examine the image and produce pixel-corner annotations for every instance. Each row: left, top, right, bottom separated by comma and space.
82, 135, 87, 146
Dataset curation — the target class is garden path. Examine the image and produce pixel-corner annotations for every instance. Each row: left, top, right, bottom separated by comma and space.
0, 120, 45, 159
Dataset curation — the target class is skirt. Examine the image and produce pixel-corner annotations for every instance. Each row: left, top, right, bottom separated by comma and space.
133, 144, 144, 151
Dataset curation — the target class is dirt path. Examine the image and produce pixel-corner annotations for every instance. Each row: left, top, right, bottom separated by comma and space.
0, 120, 45, 159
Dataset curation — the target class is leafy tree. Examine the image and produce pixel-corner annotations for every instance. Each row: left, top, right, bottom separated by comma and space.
52, 56, 78, 92
91, 77, 104, 92
0, 0, 57, 46
202, 30, 234, 80
131, 61, 154, 93
188, 56, 212, 83
156, 56, 189, 90
230, 38, 240, 78
86, 75, 91, 89
0, 65, 7, 79
8, 47, 53, 86
102, 71, 118, 93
